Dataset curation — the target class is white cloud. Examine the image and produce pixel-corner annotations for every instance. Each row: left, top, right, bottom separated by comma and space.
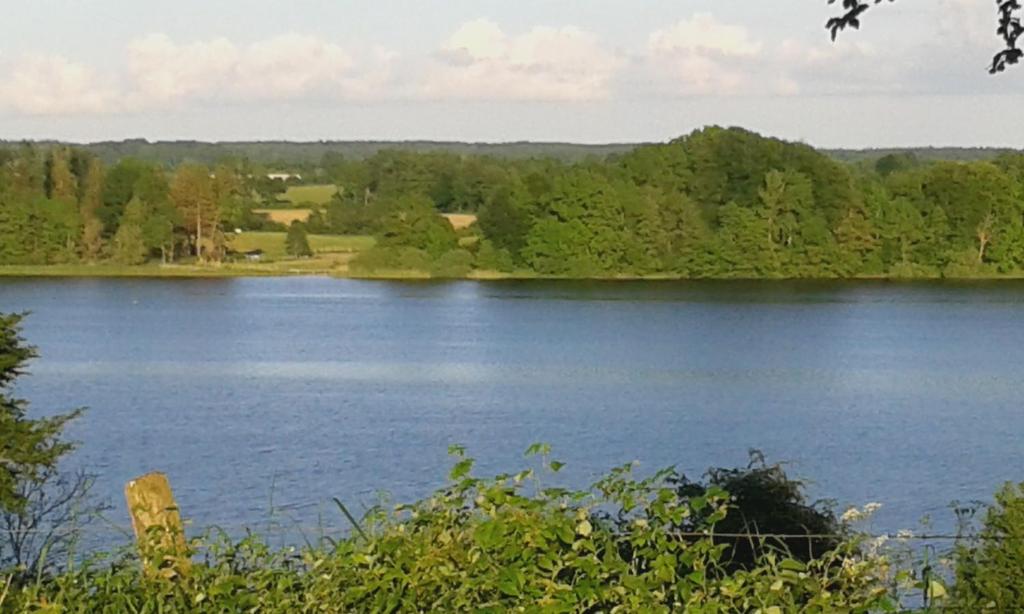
648, 13, 762, 58
422, 19, 623, 101
640, 13, 899, 98
125, 33, 389, 107
2, 8, 1017, 122
643, 13, 764, 96
773, 38, 893, 96
938, 0, 995, 49
0, 54, 121, 115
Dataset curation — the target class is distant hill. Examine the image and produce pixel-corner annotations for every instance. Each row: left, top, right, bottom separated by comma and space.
823, 147, 1022, 163
2, 138, 1021, 167
0, 139, 640, 166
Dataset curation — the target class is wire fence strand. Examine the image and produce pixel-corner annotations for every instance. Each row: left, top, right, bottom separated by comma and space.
0, 526, 1015, 542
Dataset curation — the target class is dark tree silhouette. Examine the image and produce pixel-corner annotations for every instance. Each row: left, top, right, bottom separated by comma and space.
827, 0, 1024, 73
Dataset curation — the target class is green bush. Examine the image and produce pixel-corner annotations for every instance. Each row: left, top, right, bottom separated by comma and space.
431, 248, 474, 278
887, 262, 939, 280
942, 248, 987, 279
951, 482, 1024, 611
349, 246, 431, 275
474, 239, 515, 273
4, 447, 896, 613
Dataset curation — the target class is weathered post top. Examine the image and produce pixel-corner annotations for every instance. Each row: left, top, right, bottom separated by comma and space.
124, 472, 190, 578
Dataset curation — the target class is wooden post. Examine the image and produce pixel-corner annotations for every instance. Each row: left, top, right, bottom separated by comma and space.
124, 472, 190, 578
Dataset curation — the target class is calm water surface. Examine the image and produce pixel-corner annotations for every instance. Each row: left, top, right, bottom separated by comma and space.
1, 277, 1022, 541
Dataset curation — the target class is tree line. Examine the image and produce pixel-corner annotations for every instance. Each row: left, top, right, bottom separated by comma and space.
0, 146, 282, 265
340, 127, 1024, 278
5, 127, 1024, 278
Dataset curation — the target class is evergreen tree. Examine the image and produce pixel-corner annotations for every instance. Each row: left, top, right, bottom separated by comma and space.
0, 313, 81, 514
111, 197, 148, 265
285, 221, 313, 258
44, 148, 77, 205
78, 157, 105, 261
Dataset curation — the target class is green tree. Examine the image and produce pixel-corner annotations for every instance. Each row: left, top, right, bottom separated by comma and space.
714, 202, 778, 277
78, 157, 105, 261
431, 248, 474, 278
881, 197, 926, 268
111, 198, 149, 264
0, 197, 33, 264
142, 199, 181, 264
833, 206, 880, 276
477, 179, 534, 262
285, 221, 313, 258
35, 198, 82, 264
0, 314, 81, 515
758, 169, 811, 250
659, 192, 713, 275
377, 195, 457, 258
44, 148, 77, 205
921, 162, 1019, 270
521, 169, 645, 276
473, 239, 514, 272
111, 218, 147, 264
170, 164, 220, 262
100, 159, 144, 233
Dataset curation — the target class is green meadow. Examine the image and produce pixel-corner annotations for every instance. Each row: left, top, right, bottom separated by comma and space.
276, 184, 339, 206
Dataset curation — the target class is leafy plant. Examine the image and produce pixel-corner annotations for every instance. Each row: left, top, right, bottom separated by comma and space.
5, 446, 898, 612
951, 482, 1024, 611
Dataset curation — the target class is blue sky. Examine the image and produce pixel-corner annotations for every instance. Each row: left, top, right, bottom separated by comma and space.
0, 0, 1019, 147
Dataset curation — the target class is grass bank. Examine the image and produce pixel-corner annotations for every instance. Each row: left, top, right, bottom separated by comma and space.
0, 234, 377, 278
8, 264, 1024, 281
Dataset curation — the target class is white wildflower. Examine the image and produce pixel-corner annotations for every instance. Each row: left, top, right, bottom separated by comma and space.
865, 535, 889, 557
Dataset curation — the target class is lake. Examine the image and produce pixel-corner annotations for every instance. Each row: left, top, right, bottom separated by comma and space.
1, 277, 1022, 544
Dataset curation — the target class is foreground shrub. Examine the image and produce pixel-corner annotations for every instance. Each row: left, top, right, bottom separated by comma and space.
670, 450, 842, 570
951, 481, 1024, 611
4, 447, 896, 613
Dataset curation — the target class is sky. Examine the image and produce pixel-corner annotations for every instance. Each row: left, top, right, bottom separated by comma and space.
0, 0, 1020, 148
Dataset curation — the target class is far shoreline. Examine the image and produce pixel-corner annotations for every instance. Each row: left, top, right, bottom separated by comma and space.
4, 264, 1024, 283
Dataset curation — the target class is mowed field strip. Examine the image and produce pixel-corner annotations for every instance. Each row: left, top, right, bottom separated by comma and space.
228, 232, 375, 259
277, 184, 339, 205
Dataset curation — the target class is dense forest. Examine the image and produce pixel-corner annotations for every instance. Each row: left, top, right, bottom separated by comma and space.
4, 126, 1024, 278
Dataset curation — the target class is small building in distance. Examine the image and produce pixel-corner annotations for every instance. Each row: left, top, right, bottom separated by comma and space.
267, 172, 302, 182
243, 249, 264, 262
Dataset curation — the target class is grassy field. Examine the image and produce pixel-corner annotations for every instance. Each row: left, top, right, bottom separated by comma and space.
251, 208, 313, 225
277, 184, 338, 206
228, 232, 374, 259
443, 213, 477, 229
